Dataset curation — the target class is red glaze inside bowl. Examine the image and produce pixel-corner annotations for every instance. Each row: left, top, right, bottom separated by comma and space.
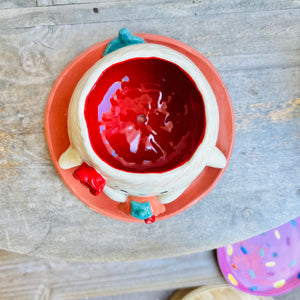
85, 58, 206, 173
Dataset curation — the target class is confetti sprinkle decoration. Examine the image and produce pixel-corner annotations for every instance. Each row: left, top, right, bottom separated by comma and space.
259, 248, 264, 258
217, 216, 300, 296
290, 220, 297, 227
266, 261, 276, 267
289, 260, 296, 267
228, 273, 238, 286
273, 279, 286, 288
227, 245, 233, 256
249, 269, 256, 279
241, 246, 248, 254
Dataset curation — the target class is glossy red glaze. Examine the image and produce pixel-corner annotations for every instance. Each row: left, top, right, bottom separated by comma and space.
73, 162, 106, 195
85, 58, 206, 173
145, 215, 156, 224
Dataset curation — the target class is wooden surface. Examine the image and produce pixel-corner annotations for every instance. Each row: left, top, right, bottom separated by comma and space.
0, 0, 299, 261
0, 249, 299, 300
0, 249, 224, 299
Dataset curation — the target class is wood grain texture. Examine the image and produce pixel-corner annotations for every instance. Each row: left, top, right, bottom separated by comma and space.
37, 0, 166, 6
0, 1, 36, 10
0, 248, 298, 300
0, 1, 299, 261
1, 1, 300, 30
0, 250, 224, 299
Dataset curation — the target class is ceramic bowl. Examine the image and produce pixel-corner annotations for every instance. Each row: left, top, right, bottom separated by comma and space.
57, 28, 230, 223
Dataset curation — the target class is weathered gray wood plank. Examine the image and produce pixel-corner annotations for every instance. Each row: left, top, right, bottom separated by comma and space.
0, 11, 299, 90
0, 0, 36, 10
1, 1, 300, 30
35, 0, 300, 9
0, 250, 224, 299
0, 248, 299, 300
37, 0, 166, 6
274, 286, 300, 300
89, 290, 175, 300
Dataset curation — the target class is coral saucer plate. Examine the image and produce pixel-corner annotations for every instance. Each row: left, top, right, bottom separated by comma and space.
45, 33, 234, 222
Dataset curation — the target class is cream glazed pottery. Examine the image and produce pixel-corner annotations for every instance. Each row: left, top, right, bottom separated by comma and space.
58, 28, 227, 223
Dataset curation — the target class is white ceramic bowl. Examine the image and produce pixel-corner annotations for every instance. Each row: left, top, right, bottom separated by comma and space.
59, 43, 226, 204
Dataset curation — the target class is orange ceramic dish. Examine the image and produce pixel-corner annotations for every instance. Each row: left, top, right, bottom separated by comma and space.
45, 33, 235, 222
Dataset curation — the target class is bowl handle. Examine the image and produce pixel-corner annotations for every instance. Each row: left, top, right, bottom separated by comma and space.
206, 147, 227, 169
59, 146, 83, 169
